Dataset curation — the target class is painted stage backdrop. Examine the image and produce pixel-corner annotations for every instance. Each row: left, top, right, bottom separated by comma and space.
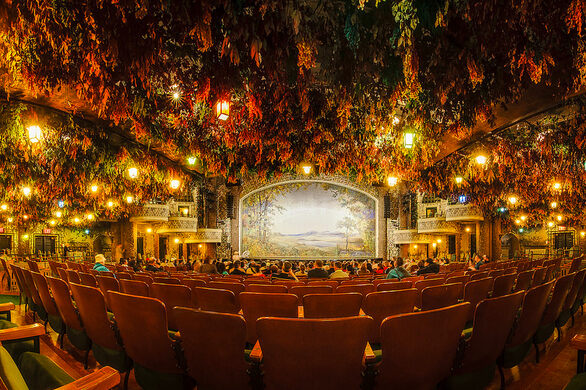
240, 182, 376, 258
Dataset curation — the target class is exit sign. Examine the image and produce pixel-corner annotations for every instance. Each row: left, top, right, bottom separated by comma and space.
557, 226, 567, 231
42, 228, 52, 234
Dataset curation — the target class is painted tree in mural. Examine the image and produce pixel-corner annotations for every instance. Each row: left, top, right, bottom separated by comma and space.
337, 215, 357, 252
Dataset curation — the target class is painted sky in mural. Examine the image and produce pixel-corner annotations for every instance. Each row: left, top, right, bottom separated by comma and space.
241, 182, 376, 258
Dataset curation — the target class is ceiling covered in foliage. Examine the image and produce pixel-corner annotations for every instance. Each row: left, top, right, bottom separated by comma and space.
0, 0, 584, 223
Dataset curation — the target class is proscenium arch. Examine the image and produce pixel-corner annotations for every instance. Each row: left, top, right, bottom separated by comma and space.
238, 179, 379, 259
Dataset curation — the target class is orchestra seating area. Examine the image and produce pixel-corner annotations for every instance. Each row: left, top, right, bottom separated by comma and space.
0, 256, 585, 389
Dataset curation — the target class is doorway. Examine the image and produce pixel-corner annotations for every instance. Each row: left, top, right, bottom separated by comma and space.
34, 235, 56, 255
158, 236, 167, 260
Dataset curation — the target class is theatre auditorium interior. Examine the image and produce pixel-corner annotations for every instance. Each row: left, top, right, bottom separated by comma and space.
0, 1, 586, 389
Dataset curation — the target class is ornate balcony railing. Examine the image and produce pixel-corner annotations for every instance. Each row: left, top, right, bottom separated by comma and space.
158, 216, 198, 233
445, 204, 484, 222
129, 204, 169, 222
417, 218, 459, 234
189, 228, 222, 243
392, 229, 435, 244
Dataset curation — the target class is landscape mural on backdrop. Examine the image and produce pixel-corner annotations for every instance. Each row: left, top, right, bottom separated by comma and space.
240, 182, 376, 258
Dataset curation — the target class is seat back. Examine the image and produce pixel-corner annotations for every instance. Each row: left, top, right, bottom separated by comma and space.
469, 271, 489, 281
78, 272, 97, 287
26, 260, 40, 273
541, 273, 575, 325
182, 279, 206, 290
307, 280, 339, 289
375, 303, 470, 390
335, 284, 375, 299
376, 281, 413, 292
115, 272, 133, 281
133, 274, 154, 286
544, 265, 556, 283
31, 272, 60, 317
70, 283, 121, 351
289, 286, 333, 303
257, 316, 372, 390
303, 293, 362, 319
446, 275, 470, 285
363, 289, 417, 344
240, 292, 298, 344
245, 284, 287, 294
57, 267, 69, 282
119, 279, 150, 297
488, 270, 504, 279
21, 268, 44, 309
207, 282, 245, 306
414, 279, 445, 307
420, 283, 462, 311
47, 276, 83, 330
463, 278, 493, 322
563, 270, 586, 311
492, 274, 517, 297
153, 277, 181, 285
569, 256, 583, 274
174, 308, 250, 389
150, 283, 192, 330
532, 267, 547, 286
194, 287, 239, 313
509, 281, 554, 346
96, 276, 120, 308
457, 292, 524, 375
66, 270, 81, 284
514, 270, 534, 291
108, 291, 181, 374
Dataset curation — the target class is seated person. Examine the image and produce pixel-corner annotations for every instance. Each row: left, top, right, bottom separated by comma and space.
230, 260, 246, 275
329, 261, 349, 279
200, 257, 218, 274
294, 263, 307, 276
145, 258, 162, 272
386, 257, 411, 280
272, 262, 298, 280
92, 254, 110, 272
416, 258, 440, 275
307, 260, 329, 278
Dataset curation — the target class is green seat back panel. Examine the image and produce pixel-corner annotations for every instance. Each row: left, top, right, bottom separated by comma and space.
445, 364, 496, 390
66, 326, 91, 351
557, 310, 571, 328
0, 320, 35, 361
47, 315, 65, 335
533, 323, 555, 344
0, 347, 28, 390
565, 372, 586, 390
133, 363, 187, 390
18, 352, 73, 390
499, 340, 532, 369
92, 344, 132, 373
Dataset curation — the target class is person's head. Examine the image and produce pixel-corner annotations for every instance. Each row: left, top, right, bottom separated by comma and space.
360, 262, 367, 271
426, 258, 434, 265
299, 263, 306, 272
315, 260, 323, 268
216, 262, 226, 274
395, 257, 404, 267
270, 264, 279, 273
95, 254, 106, 264
334, 261, 342, 270
283, 261, 292, 272
234, 260, 241, 269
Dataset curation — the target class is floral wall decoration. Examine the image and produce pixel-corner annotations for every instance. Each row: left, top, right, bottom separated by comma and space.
0, 0, 583, 225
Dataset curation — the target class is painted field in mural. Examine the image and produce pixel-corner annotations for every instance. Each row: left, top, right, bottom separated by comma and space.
240, 182, 376, 258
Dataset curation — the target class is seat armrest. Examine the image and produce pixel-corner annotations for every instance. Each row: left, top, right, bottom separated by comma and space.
0, 324, 44, 342
56, 367, 120, 390
571, 334, 586, 350
0, 303, 15, 312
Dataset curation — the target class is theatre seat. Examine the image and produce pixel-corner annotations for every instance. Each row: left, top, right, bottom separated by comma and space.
420, 283, 462, 311
303, 293, 362, 319
514, 270, 534, 292
557, 270, 586, 334
240, 292, 298, 345
174, 308, 252, 390
463, 278, 492, 323
194, 287, 239, 313
119, 279, 150, 297
492, 274, 517, 297
78, 272, 98, 287
376, 281, 412, 292
363, 289, 417, 345
445, 292, 524, 390
30, 272, 65, 345
150, 283, 193, 330
374, 303, 470, 390
257, 316, 372, 390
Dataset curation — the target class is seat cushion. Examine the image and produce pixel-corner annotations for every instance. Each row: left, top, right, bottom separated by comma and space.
66, 326, 91, 351
499, 340, 532, 369
0, 346, 28, 390
133, 363, 189, 390
47, 315, 65, 335
18, 352, 74, 390
445, 364, 496, 390
0, 320, 35, 361
534, 323, 555, 345
566, 372, 586, 390
92, 344, 132, 373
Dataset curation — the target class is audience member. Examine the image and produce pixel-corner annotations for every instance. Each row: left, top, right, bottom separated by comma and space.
417, 258, 440, 275
329, 261, 349, 279
93, 254, 110, 272
386, 257, 411, 280
307, 260, 329, 278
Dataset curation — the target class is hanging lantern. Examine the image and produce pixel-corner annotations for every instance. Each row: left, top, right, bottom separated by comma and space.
403, 131, 415, 149
0, 204, 7, 211
216, 100, 230, 120
126, 196, 134, 204
301, 164, 312, 175
187, 156, 197, 165
128, 167, 138, 179
475, 155, 487, 165
455, 176, 463, 185
170, 179, 181, 189
27, 125, 42, 143
22, 187, 31, 197
387, 176, 398, 187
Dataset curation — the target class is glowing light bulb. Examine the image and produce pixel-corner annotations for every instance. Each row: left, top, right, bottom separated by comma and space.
23, 215, 28, 220
515, 219, 521, 224
187, 156, 197, 165
392, 116, 400, 125
22, 187, 31, 197
432, 243, 437, 248
170, 179, 180, 189
73, 217, 80, 224
216, 100, 230, 120
0, 204, 7, 211
465, 227, 471, 232
301, 165, 312, 175
413, 244, 418, 249
547, 221, 554, 227
455, 176, 463, 184
437, 239, 442, 244
387, 176, 398, 187
91, 185, 98, 193
27, 125, 42, 143
550, 201, 558, 209
86, 213, 94, 220
172, 91, 181, 101
7, 217, 13, 223
557, 215, 563, 222
553, 182, 561, 190
49, 220, 56, 226
520, 216, 526, 221
581, 231, 586, 237
128, 167, 138, 179
126, 196, 134, 204
174, 238, 180, 244
508, 196, 518, 205
146, 228, 152, 233
22, 234, 29, 240
181, 208, 189, 216
107, 201, 114, 208
475, 155, 487, 165
55, 211, 62, 218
